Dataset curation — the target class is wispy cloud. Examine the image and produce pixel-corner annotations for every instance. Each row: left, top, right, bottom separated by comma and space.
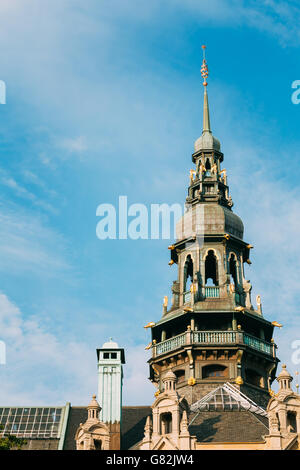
173, 0, 300, 46
0, 204, 70, 277
0, 169, 57, 214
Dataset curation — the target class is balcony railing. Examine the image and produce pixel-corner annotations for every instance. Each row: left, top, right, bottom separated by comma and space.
156, 332, 186, 356
244, 333, 273, 356
193, 330, 236, 344
183, 291, 191, 303
205, 286, 220, 298
153, 330, 274, 358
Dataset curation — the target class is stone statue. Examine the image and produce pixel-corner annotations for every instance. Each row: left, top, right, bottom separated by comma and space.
256, 294, 262, 314
243, 280, 253, 309
221, 169, 227, 185
211, 162, 217, 175
189, 169, 196, 184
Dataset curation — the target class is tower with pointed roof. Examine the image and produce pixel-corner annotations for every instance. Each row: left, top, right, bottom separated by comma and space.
147, 47, 279, 408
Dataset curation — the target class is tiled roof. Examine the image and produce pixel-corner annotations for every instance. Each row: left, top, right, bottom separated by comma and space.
62, 406, 151, 450
63, 407, 87, 450
121, 406, 151, 450
188, 410, 268, 443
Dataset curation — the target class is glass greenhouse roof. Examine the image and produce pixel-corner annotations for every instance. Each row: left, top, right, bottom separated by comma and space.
0, 406, 65, 439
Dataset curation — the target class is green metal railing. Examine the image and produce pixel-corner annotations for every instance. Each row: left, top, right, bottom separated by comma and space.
153, 330, 273, 357
205, 286, 220, 298
243, 333, 272, 355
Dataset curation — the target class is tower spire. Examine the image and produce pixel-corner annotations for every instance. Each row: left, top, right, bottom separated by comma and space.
194, 46, 220, 152
201, 45, 211, 133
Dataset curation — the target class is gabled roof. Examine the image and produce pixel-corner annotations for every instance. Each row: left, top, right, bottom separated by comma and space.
190, 382, 267, 417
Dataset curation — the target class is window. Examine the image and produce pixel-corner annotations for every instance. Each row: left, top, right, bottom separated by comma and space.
205, 250, 218, 286
174, 369, 185, 383
103, 353, 110, 359
202, 364, 228, 378
94, 439, 102, 450
287, 412, 297, 433
229, 254, 238, 286
205, 158, 211, 170
160, 413, 172, 435
111, 352, 117, 359
183, 255, 193, 293
245, 369, 264, 388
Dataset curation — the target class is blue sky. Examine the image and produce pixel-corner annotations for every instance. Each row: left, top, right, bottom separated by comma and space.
0, 0, 299, 406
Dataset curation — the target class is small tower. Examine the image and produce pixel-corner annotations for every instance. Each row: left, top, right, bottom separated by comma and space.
140, 370, 196, 450
75, 395, 110, 450
97, 338, 125, 450
277, 364, 293, 393
265, 365, 300, 450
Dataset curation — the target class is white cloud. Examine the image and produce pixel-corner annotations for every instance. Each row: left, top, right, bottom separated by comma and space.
58, 136, 87, 155
0, 292, 154, 406
0, 205, 70, 277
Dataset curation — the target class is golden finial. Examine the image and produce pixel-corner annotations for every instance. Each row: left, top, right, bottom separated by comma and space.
154, 390, 161, 397
201, 45, 209, 87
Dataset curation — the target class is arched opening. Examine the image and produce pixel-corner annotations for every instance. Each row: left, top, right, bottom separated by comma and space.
229, 254, 238, 287
205, 250, 218, 286
202, 364, 228, 379
160, 412, 172, 435
245, 369, 264, 388
287, 411, 297, 433
93, 439, 102, 450
205, 158, 211, 170
174, 369, 185, 384
183, 255, 193, 293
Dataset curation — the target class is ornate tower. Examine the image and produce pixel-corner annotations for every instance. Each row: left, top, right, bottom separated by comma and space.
75, 395, 110, 450
148, 47, 279, 408
97, 338, 125, 449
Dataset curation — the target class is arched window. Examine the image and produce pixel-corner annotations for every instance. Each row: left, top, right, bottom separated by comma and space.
287, 411, 297, 433
202, 364, 228, 378
205, 158, 211, 170
229, 254, 238, 287
205, 250, 218, 286
245, 369, 264, 388
174, 369, 185, 384
160, 412, 172, 435
93, 439, 102, 450
183, 255, 193, 293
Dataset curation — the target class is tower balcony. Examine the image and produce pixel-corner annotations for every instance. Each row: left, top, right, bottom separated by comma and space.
183, 286, 223, 305
204, 286, 220, 298
152, 329, 275, 359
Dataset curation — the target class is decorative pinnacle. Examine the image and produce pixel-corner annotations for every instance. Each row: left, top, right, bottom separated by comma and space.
201, 45, 209, 87
201, 45, 211, 132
